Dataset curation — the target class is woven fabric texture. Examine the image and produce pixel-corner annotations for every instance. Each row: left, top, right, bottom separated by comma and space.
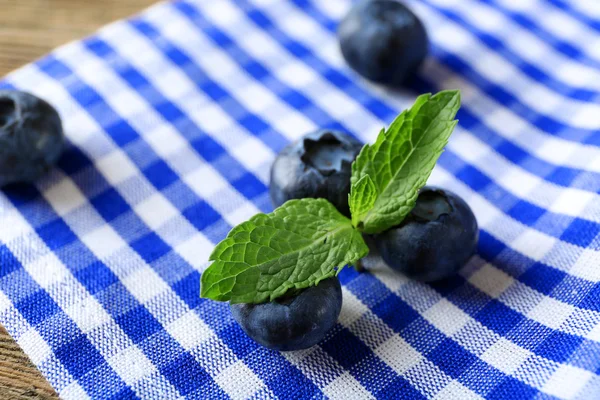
1, 0, 600, 398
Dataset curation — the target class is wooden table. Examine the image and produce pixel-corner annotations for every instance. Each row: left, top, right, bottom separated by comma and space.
1, 1, 156, 397
0, 0, 156, 76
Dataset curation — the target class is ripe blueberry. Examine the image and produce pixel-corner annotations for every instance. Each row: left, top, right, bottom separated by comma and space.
375, 187, 478, 282
338, 0, 428, 86
270, 130, 362, 216
230, 277, 342, 351
0, 91, 64, 187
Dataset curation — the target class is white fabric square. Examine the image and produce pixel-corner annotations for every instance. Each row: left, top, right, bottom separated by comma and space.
0, 208, 32, 244
60, 382, 90, 400
550, 189, 594, 217
404, 359, 452, 398
224, 202, 262, 227
17, 328, 51, 365
538, 139, 576, 165
145, 126, 187, 159
511, 229, 555, 261
509, 33, 548, 60
95, 150, 138, 186
469, 191, 503, 230
589, 156, 600, 174
134, 194, 179, 231
527, 297, 574, 330
81, 225, 124, 260
202, 0, 239, 26
65, 296, 112, 334
541, 10, 583, 39
485, 108, 527, 139
26, 254, 68, 289
573, 106, 599, 131
283, 346, 320, 370
214, 362, 264, 400
481, 338, 531, 374
561, 308, 600, 337
453, 320, 500, 357
0, 291, 12, 314
500, 168, 539, 199
278, 62, 315, 87
514, 354, 557, 387
166, 311, 213, 351
317, 0, 348, 18
183, 165, 228, 199
542, 365, 593, 399
284, 347, 342, 388
166, 147, 205, 178
62, 111, 99, 145
271, 113, 315, 140
469, 264, 513, 298
110, 89, 148, 117
67, 49, 113, 81
236, 82, 277, 114
194, 336, 240, 377
375, 335, 422, 375
433, 380, 482, 400
322, 372, 373, 400
175, 233, 214, 271
122, 268, 169, 304
317, 91, 363, 122
285, 14, 319, 42
338, 288, 369, 327
351, 313, 396, 350
108, 345, 157, 386
151, 68, 193, 102
43, 178, 87, 217
423, 299, 470, 336
586, 322, 600, 342
372, 266, 410, 293
452, 133, 489, 163
229, 139, 273, 174
521, 85, 562, 114
498, 282, 544, 316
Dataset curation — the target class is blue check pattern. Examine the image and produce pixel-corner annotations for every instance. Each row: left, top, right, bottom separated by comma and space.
1, 0, 600, 398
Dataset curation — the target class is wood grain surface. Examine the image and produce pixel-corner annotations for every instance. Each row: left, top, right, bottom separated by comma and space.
0, 0, 156, 77
1, 1, 156, 397
0, 327, 57, 399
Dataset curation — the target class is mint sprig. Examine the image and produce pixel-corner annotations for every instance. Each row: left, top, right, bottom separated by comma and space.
350, 91, 460, 233
201, 90, 460, 304
349, 174, 377, 228
201, 198, 369, 304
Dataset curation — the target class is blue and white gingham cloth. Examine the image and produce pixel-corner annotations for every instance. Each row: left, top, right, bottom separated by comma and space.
1, 0, 600, 398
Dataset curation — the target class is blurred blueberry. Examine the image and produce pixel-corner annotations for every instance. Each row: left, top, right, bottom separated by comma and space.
338, 0, 428, 86
0, 90, 64, 187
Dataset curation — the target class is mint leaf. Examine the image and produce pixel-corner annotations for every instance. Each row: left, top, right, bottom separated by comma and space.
350, 90, 460, 234
201, 198, 369, 304
349, 175, 377, 228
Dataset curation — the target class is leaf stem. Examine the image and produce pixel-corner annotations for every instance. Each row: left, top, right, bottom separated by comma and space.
354, 259, 365, 272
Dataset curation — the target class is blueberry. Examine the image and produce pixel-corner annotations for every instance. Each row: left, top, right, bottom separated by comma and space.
230, 277, 342, 351
338, 0, 428, 86
375, 187, 478, 282
0, 91, 64, 187
270, 130, 362, 216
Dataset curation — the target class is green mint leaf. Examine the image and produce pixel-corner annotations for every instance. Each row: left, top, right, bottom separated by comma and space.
349, 175, 377, 228
201, 198, 369, 304
350, 90, 460, 234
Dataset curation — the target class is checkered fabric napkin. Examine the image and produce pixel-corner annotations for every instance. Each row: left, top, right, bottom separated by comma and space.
1, 0, 600, 398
